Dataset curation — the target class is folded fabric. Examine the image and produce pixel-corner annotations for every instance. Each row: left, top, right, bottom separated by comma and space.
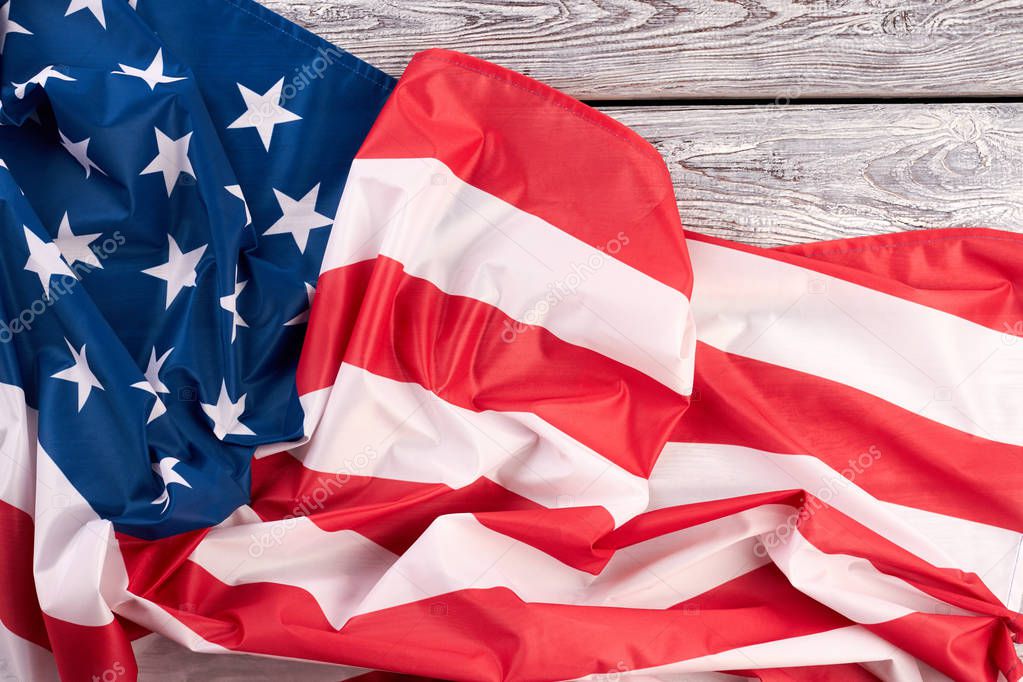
0, 0, 392, 539
1, 2, 1021, 681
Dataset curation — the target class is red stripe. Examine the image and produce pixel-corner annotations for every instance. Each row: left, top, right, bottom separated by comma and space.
116, 526, 212, 598
41, 615, 139, 682
0, 501, 148, 680
253, 454, 940, 598
604, 487, 1023, 675
252, 448, 1020, 677
255, 447, 1014, 606
298, 257, 688, 477
115, 541, 849, 681
692, 229, 1023, 335
251, 452, 615, 574
608, 490, 795, 551
348, 672, 442, 682
868, 611, 1020, 682
297, 259, 375, 395
663, 497, 1022, 681
798, 503, 1013, 622
694, 509, 1019, 681
118, 486, 1022, 680
0, 500, 49, 650
355, 49, 691, 295
672, 342, 1023, 531
607, 488, 1013, 623
742, 665, 880, 682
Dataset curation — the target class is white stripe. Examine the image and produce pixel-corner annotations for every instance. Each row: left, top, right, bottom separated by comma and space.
116, 506, 286, 649
32, 444, 118, 627
188, 505, 963, 630
1009, 539, 1023, 614
187, 507, 776, 628
107, 540, 231, 657
0, 623, 58, 682
0, 382, 36, 515
186, 508, 966, 652
350, 510, 959, 625
191, 515, 397, 630
687, 239, 1023, 446
102, 510, 309, 660
652, 442, 1023, 606
112, 594, 227, 658
0, 407, 255, 660
571, 626, 951, 682
324, 157, 695, 394
284, 364, 650, 526
769, 528, 973, 624
887, 501, 1022, 609
0, 403, 233, 654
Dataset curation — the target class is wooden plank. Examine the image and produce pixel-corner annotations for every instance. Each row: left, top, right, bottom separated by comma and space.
600, 103, 1023, 246
264, 0, 1023, 100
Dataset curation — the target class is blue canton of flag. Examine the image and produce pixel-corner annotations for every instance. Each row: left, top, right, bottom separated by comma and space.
0, 0, 394, 538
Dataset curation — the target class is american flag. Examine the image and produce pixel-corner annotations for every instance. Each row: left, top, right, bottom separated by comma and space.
1, 2, 1022, 681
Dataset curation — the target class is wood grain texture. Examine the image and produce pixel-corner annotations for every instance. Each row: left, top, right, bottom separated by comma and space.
601, 103, 1023, 245
134, 633, 350, 681
263, 0, 1023, 99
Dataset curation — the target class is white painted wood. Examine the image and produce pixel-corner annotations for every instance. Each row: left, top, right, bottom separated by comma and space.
604, 103, 1023, 245
264, 0, 1023, 100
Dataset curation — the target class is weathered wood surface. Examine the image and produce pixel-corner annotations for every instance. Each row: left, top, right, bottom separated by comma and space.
134, 633, 348, 681
602, 103, 1023, 245
264, 0, 1023, 100
263, 0, 1023, 245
